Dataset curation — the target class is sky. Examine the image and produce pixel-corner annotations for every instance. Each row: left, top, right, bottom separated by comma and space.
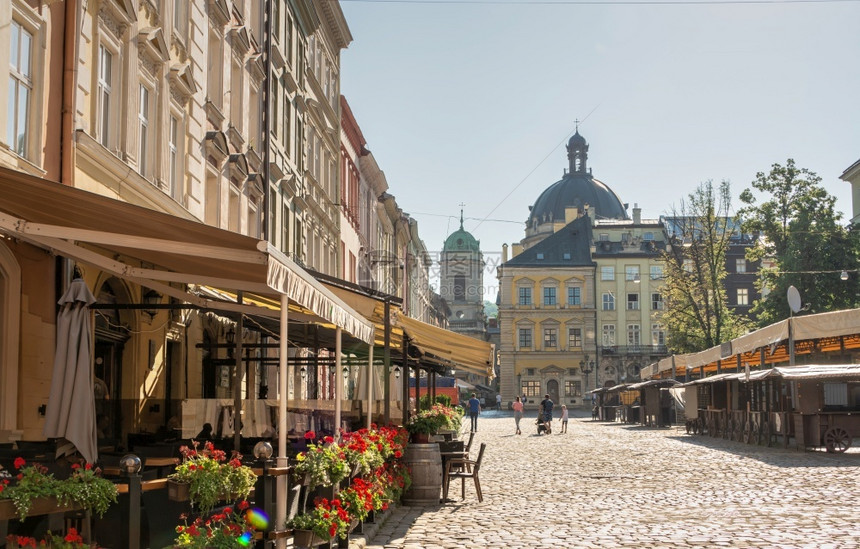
338, 0, 860, 298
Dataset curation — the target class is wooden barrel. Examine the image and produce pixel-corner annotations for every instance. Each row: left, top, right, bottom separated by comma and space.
402, 443, 442, 505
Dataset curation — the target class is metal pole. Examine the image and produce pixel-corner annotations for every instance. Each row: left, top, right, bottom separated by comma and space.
383, 299, 391, 424
276, 295, 289, 549
335, 327, 343, 437
402, 340, 410, 423
127, 469, 141, 549
234, 293, 244, 452
367, 344, 374, 429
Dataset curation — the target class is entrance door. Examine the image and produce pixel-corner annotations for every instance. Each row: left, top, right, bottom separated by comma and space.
547, 379, 560, 408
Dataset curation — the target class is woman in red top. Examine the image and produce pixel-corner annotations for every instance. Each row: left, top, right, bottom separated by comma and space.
512, 396, 524, 435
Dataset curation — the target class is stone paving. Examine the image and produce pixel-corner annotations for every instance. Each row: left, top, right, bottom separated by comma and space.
351, 410, 860, 549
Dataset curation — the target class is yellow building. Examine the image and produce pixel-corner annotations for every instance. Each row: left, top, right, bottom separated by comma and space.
499, 131, 669, 410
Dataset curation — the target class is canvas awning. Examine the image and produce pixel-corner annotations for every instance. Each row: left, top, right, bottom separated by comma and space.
395, 313, 495, 378
0, 167, 373, 344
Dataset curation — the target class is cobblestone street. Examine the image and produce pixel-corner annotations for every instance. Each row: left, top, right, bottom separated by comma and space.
361, 411, 860, 549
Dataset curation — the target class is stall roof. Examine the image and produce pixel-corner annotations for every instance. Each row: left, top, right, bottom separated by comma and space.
0, 167, 374, 343
652, 309, 860, 379
627, 379, 680, 390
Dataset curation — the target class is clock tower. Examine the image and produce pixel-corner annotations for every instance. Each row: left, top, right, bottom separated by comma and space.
440, 208, 486, 340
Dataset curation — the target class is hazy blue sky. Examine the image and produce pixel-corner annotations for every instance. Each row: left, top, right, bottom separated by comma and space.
339, 0, 860, 297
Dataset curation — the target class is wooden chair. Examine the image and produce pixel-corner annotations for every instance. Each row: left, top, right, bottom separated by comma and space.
443, 443, 486, 502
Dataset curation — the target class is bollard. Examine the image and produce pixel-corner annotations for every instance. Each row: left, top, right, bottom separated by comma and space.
119, 454, 142, 549
254, 441, 274, 549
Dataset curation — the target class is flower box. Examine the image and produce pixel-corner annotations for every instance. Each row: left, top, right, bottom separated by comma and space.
0, 497, 82, 521
292, 529, 328, 548
166, 479, 190, 502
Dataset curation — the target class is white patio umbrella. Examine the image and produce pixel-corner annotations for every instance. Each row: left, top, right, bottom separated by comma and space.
43, 278, 98, 464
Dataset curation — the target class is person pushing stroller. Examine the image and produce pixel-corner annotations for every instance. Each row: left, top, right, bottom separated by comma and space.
538, 394, 553, 434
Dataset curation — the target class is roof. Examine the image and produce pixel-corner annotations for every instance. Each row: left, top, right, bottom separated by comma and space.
529, 172, 628, 225
0, 166, 374, 344
505, 215, 594, 267
680, 364, 860, 386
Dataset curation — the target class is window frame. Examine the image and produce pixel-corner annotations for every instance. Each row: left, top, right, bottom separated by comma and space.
518, 327, 532, 348
568, 327, 582, 349
543, 328, 557, 349
137, 82, 152, 179
626, 293, 640, 310
564, 380, 582, 397
97, 42, 118, 149
602, 292, 615, 311
543, 286, 557, 306
602, 324, 616, 346
625, 265, 640, 281
7, 18, 34, 159
567, 286, 581, 306
517, 286, 532, 306
627, 323, 641, 346
651, 292, 663, 310
601, 266, 615, 281
737, 287, 749, 306
736, 258, 747, 273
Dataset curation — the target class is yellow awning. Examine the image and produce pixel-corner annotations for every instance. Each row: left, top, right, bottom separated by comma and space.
0, 167, 374, 343
396, 314, 495, 378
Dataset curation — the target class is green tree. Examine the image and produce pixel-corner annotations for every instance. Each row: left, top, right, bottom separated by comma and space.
739, 159, 860, 325
661, 181, 750, 353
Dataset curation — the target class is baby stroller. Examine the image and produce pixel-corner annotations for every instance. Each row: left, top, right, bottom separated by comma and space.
536, 415, 550, 435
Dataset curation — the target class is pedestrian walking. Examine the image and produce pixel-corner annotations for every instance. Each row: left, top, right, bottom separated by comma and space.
468, 392, 481, 432
512, 396, 523, 434
559, 404, 569, 433
540, 394, 554, 434
496, 393, 502, 411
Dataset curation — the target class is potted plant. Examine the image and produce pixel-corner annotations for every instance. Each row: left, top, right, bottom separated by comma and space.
293, 434, 349, 491
168, 441, 257, 514
286, 497, 351, 544
0, 458, 117, 521
7, 528, 94, 549
405, 410, 447, 443
174, 500, 261, 548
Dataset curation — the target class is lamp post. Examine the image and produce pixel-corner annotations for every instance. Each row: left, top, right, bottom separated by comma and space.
579, 355, 594, 392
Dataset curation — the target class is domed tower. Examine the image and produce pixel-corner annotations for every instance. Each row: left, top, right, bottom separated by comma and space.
522, 131, 628, 249
440, 208, 485, 339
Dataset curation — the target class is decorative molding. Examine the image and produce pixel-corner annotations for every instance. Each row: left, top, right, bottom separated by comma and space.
208, 0, 231, 27
98, 7, 125, 39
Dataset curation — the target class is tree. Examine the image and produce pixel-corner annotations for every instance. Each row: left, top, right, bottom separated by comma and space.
739, 159, 860, 326
661, 180, 750, 353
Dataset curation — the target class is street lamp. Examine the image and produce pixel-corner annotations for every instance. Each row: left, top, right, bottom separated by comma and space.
225, 326, 235, 357
393, 365, 401, 379
579, 355, 595, 390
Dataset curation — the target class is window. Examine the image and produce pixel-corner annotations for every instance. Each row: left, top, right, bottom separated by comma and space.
281, 201, 290, 254
138, 85, 150, 177
168, 115, 180, 198
737, 288, 749, 306
567, 286, 581, 306
599, 233, 609, 242
565, 381, 582, 397
230, 58, 243, 132
625, 265, 640, 281
273, 0, 281, 42
543, 328, 557, 348
651, 293, 664, 310
518, 328, 532, 348
518, 287, 532, 306
602, 292, 615, 311
736, 258, 747, 273
650, 265, 663, 280
568, 328, 582, 348
602, 324, 616, 346
8, 21, 32, 157
97, 45, 113, 147
208, 30, 223, 108
522, 380, 540, 397
601, 266, 614, 281
644, 232, 654, 241
543, 286, 557, 306
627, 324, 641, 346
652, 324, 665, 346
627, 293, 639, 310
453, 275, 466, 301
173, 0, 188, 43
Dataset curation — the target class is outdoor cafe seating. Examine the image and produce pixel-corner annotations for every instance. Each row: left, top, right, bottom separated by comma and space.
443, 442, 486, 502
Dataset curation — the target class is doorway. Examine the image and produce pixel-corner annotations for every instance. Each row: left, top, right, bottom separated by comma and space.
94, 278, 130, 444
547, 379, 560, 407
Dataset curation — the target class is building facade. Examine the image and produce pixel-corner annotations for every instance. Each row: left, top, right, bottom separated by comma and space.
499, 131, 669, 409
440, 211, 486, 339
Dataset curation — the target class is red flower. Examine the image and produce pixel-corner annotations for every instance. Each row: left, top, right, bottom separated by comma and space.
238, 500, 250, 510
329, 525, 337, 538
394, 450, 402, 459
64, 528, 83, 543
324, 436, 334, 444
85, 463, 93, 470
70, 463, 81, 470
13, 457, 26, 469
304, 430, 316, 440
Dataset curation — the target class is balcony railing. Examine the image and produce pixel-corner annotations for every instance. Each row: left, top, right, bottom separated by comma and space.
601, 345, 668, 356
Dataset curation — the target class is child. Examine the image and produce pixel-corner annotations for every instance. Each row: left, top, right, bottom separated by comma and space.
559, 405, 569, 434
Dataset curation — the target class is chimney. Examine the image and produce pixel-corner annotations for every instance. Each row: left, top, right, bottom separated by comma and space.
502, 243, 508, 263
633, 203, 641, 224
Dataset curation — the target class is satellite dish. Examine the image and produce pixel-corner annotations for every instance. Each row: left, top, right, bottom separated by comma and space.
787, 285, 802, 314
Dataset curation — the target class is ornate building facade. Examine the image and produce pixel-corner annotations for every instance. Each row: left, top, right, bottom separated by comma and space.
499, 130, 669, 409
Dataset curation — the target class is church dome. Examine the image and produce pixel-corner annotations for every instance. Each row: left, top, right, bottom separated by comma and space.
527, 130, 628, 226
444, 212, 480, 252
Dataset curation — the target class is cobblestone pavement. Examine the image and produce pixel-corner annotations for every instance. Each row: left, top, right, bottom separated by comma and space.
357, 411, 860, 549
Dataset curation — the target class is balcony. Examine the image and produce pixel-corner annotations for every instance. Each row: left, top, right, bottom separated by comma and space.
600, 345, 668, 356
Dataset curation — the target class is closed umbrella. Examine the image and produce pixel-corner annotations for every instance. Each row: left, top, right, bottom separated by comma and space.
43, 278, 98, 464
